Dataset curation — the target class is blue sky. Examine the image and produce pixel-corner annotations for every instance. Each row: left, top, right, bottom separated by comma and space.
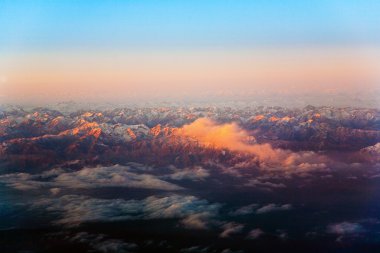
1, 1, 380, 104
1, 0, 380, 50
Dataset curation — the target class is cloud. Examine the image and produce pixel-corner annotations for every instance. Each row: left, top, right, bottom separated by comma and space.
69, 232, 138, 253
180, 213, 212, 230
229, 204, 259, 216
244, 179, 286, 190
230, 203, 292, 215
246, 228, 264, 239
276, 230, 288, 240
0, 173, 53, 190
33, 194, 221, 227
360, 143, 380, 163
179, 118, 333, 173
93, 240, 138, 253
166, 166, 210, 181
327, 222, 365, 235
219, 222, 244, 238
255, 204, 292, 214
180, 246, 210, 253
54, 165, 183, 190
0, 164, 183, 191
221, 249, 244, 253
50, 187, 61, 195
180, 118, 284, 162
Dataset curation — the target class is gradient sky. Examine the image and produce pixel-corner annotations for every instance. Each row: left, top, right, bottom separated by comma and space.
1, 0, 380, 104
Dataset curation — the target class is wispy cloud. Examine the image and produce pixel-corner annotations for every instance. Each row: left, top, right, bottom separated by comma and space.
246, 228, 264, 240
33, 194, 221, 227
0, 165, 183, 191
219, 222, 244, 238
327, 222, 365, 235
230, 203, 292, 216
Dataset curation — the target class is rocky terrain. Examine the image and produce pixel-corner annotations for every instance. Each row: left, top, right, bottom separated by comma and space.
0, 105, 379, 171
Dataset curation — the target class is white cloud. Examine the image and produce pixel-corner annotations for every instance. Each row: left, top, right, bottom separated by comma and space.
0, 173, 53, 190
0, 164, 183, 191
167, 166, 210, 181
54, 165, 183, 190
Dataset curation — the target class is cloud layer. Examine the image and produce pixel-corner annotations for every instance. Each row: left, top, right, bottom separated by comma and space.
33, 194, 221, 227
0, 165, 183, 191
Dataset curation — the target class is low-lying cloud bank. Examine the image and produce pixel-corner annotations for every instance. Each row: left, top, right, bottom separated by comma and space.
54, 165, 183, 190
0, 165, 183, 191
33, 194, 222, 227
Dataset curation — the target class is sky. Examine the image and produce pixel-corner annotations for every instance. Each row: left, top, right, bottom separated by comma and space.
0, 0, 380, 105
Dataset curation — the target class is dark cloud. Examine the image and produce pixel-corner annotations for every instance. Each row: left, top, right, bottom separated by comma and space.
69, 232, 138, 253
230, 203, 292, 216
244, 179, 286, 190
180, 213, 214, 230
327, 222, 365, 235
246, 228, 264, 240
220, 248, 244, 253
220, 222, 244, 238
180, 246, 210, 253
256, 204, 292, 214
229, 204, 259, 216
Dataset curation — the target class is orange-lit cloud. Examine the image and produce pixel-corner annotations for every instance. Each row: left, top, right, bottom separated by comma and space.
179, 118, 286, 162
179, 118, 332, 172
